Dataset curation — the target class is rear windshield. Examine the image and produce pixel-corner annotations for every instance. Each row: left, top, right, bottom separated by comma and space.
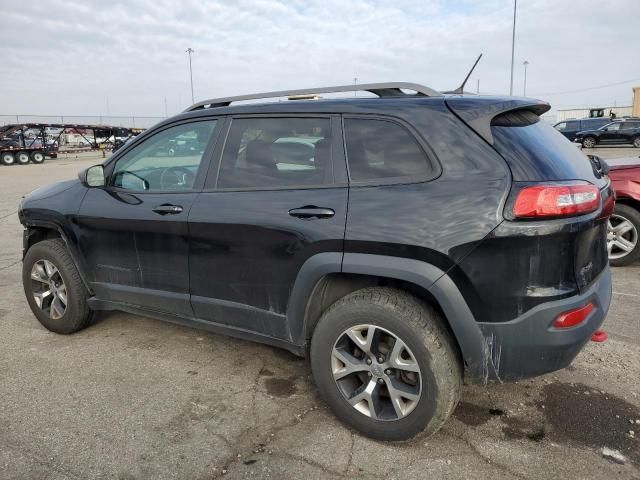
491, 119, 607, 187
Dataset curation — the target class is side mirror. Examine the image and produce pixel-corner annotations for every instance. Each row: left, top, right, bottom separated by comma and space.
80, 165, 105, 187
603, 127, 608, 131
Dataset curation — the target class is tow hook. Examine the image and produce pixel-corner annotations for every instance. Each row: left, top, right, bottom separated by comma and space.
591, 330, 608, 342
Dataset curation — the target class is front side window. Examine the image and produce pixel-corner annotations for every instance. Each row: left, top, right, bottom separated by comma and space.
344, 118, 432, 182
111, 120, 217, 191
217, 117, 332, 189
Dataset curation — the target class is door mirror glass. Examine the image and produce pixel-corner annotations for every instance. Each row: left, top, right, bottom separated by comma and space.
85, 165, 105, 187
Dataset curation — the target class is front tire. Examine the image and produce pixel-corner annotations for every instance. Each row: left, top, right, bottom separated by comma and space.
22, 239, 92, 334
632, 136, 640, 148
1, 152, 15, 165
310, 287, 462, 441
608, 204, 640, 266
582, 136, 597, 148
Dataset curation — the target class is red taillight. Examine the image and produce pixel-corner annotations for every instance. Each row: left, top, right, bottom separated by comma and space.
513, 183, 600, 218
553, 302, 594, 328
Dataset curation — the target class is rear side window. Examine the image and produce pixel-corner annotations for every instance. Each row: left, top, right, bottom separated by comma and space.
491, 112, 607, 187
217, 117, 332, 189
343, 118, 432, 182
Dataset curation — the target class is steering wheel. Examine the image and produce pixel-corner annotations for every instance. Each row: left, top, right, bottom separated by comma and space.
160, 166, 194, 189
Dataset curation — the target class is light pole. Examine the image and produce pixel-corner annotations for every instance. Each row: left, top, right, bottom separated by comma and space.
523, 60, 529, 96
353, 77, 358, 97
509, 0, 517, 96
186, 48, 195, 103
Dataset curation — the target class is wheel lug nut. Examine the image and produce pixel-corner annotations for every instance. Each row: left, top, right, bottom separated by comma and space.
377, 378, 384, 384
385, 369, 391, 375
367, 372, 372, 377
377, 356, 384, 363
366, 358, 372, 365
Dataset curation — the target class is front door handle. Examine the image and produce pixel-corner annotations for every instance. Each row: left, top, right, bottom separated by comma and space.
152, 204, 183, 215
288, 206, 335, 220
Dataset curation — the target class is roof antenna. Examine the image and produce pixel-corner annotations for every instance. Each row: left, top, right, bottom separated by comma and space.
447, 54, 483, 94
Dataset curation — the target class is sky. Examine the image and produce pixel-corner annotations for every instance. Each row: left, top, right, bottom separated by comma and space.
1, 0, 638, 118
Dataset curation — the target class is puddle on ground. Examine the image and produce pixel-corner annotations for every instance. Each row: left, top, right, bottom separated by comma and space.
265, 378, 297, 397
540, 383, 639, 463
454, 382, 640, 464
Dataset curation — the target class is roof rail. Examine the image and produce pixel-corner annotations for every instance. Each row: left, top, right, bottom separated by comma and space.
185, 82, 442, 112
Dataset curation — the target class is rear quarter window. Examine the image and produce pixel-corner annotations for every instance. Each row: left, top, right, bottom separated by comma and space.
343, 118, 435, 183
491, 115, 607, 187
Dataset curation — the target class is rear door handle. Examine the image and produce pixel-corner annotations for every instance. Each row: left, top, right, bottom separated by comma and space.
152, 204, 183, 215
288, 206, 335, 219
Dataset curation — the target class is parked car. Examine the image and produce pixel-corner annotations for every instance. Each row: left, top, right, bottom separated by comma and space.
605, 156, 640, 265
554, 118, 611, 141
18, 82, 613, 441
575, 119, 640, 148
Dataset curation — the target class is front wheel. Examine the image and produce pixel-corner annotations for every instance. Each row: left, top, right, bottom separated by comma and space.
1, 152, 15, 165
582, 136, 597, 148
310, 287, 462, 441
22, 239, 92, 334
608, 204, 640, 266
632, 136, 640, 148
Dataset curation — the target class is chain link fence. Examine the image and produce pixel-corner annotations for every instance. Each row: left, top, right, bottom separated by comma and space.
0, 115, 166, 129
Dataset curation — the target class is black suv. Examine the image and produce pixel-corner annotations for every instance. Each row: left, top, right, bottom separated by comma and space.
19, 83, 613, 441
553, 117, 612, 142
575, 119, 640, 148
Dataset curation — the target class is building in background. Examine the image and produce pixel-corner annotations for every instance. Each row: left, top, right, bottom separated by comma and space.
555, 85, 640, 122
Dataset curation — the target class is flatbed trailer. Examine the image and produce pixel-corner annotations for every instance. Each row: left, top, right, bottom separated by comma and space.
0, 123, 145, 166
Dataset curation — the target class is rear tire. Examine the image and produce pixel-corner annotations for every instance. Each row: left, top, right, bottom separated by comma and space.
582, 136, 597, 148
608, 204, 640, 267
16, 151, 30, 165
310, 287, 462, 441
30, 150, 45, 163
22, 239, 92, 334
1, 152, 15, 165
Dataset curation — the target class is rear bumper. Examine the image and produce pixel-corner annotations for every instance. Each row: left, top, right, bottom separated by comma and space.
477, 267, 612, 381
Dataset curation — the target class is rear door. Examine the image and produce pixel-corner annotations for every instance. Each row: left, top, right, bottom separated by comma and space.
188, 115, 348, 340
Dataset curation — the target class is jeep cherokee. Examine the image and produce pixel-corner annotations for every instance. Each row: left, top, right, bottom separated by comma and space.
19, 82, 613, 441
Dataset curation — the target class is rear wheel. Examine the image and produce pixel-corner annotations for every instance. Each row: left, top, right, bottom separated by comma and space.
582, 136, 597, 148
22, 239, 92, 334
632, 136, 640, 148
310, 287, 462, 441
1, 152, 15, 165
608, 204, 640, 266
30, 150, 45, 163
16, 151, 30, 165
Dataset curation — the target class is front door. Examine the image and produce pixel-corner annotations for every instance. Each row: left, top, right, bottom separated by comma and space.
76, 119, 220, 315
188, 116, 348, 340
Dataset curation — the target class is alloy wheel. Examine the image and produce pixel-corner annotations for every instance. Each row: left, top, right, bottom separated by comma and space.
607, 214, 638, 260
331, 324, 422, 421
583, 137, 596, 148
30, 259, 68, 319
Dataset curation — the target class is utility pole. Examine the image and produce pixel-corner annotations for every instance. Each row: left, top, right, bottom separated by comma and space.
164, 97, 168, 118
476, 79, 480, 94
523, 60, 529, 96
186, 48, 195, 103
509, 0, 517, 96
353, 77, 358, 97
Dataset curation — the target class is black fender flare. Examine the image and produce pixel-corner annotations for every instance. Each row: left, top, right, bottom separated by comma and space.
287, 252, 494, 382
23, 220, 93, 294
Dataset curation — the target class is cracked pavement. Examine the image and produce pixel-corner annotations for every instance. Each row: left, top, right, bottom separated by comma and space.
1, 151, 639, 479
